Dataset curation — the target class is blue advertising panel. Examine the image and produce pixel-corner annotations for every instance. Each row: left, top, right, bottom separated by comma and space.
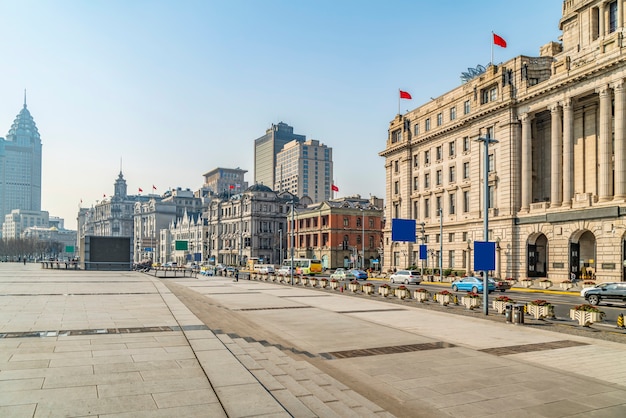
391, 219, 416, 242
419, 244, 427, 260
474, 241, 496, 271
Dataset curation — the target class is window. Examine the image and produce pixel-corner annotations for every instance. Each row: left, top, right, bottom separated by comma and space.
436, 196, 442, 213
490, 87, 497, 101
486, 126, 494, 139
435, 234, 440, 243
448, 232, 455, 243
413, 154, 419, 168
488, 154, 495, 172
394, 181, 399, 194
436, 146, 442, 161
391, 129, 402, 143
369, 218, 374, 227
414, 123, 419, 136
449, 192, 456, 214
413, 200, 419, 219
424, 150, 431, 164
437, 112, 443, 126
424, 198, 430, 217
464, 100, 470, 114
343, 217, 349, 226
463, 190, 470, 212
449, 141, 456, 157
413, 176, 419, 191
462, 232, 468, 242
610, 1, 618, 33
425, 118, 431, 131
393, 203, 400, 218
356, 217, 362, 227
448, 250, 455, 268
449, 107, 456, 121
449, 166, 456, 183
463, 136, 470, 152
424, 173, 430, 188
463, 162, 470, 179
436, 170, 442, 186
489, 185, 495, 208
394, 160, 399, 173
481, 86, 497, 104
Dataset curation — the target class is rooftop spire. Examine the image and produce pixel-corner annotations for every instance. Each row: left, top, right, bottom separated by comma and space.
23, 89, 27, 108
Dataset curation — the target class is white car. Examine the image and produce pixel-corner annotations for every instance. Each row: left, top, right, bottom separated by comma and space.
277, 266, 293, 276
389, 270, 422, 284
259, 266, 275, 274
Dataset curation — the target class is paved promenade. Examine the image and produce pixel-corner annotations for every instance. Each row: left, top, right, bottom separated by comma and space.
1, 264, 625, 417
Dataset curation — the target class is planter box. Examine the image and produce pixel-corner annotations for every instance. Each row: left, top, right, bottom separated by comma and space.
559, 282, 573, 290
527, 304, 554, 319
538, 281, 552, 289
309, 278, 317, 287
378, 286, 390, 297
330, 280, 338, 290
519, 280, 533, 288
492, 300, 511, 314
437, 294, 452, 306
362, 284, 374, 295
461, 296, 481, 310
570, 309, 603, 326
348, 282, 359, 292
413, 291, 429, 302
320, 279, 328, 288
395, 288, 410, 300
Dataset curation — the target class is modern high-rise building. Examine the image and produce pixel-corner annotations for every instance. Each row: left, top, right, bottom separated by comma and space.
275, 139, 333, 202
0, 99, 42, 235
254, 122, 305, 189
380, 0, 626, 283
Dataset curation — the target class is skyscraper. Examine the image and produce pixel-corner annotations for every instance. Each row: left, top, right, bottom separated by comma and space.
253, 122, 305, 189
0, 98, 42, 233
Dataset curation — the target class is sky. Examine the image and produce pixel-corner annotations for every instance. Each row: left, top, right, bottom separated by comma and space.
0, 0, 564, 230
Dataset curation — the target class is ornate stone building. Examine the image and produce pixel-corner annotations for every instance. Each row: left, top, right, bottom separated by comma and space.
380, 0, 626, 282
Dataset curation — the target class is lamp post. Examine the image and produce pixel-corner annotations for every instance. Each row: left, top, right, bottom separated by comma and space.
279, 229, 283, 266
439, 207, 443, 281
419, 222, 426, 278
476, 134, 499, 315
290, 200, 295, 286
361, 208, 365, 269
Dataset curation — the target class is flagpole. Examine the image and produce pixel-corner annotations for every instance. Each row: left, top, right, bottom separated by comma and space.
491, 31, 494, 66
398, 90, 400, 115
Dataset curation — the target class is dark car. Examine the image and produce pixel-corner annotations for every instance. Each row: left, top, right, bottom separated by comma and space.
584, 283, 626, 306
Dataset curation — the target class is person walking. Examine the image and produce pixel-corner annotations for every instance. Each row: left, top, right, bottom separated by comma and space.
234, 268, 239, 282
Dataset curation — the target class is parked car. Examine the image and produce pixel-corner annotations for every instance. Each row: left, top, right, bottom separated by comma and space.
492, 279, 512, 292
330, 268, 354, 280
584, 283, 626, 305
580, 282, 617, 297
389, 270, 421, 284
277, 266, 293, 276
259, 265, 275, 274
349, 269, 368, 280
451, 276, 496, 293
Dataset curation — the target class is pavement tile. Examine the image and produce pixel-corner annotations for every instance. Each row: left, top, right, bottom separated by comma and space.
214, 383, 290, 417
152, 388, 221, 409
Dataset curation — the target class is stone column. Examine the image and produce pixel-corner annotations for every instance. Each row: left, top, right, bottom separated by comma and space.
599, 3, 605, 36
520, 113, 532, 211
550, 103, 563, 207
614, 80, 626, 200
598, 85, 613, 202
563, 98, 574, 207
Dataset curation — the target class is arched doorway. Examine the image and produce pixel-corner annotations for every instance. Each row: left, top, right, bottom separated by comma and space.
570, 230, 596, 281
527, 233, 548, 278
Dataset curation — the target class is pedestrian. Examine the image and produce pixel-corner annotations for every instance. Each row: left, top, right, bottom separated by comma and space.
570, 271, 577, 284
234, 268, 239, 282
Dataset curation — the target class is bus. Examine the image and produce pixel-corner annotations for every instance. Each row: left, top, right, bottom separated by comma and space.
283, 258, 323, 275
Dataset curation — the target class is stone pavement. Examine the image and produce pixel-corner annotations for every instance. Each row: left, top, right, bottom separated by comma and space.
0, 264, 625, 417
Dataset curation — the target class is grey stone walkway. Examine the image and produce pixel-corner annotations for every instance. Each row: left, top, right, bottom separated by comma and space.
0, 264, 625, 417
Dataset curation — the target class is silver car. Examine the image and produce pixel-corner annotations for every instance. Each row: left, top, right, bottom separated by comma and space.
389, 270, 421, 284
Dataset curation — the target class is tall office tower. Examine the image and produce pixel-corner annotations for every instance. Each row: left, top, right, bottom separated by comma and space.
275, 139, 333, 203
0, 99, 42, 233
254, 122, 305, 189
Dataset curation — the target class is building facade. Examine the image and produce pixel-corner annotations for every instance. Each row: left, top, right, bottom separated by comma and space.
202, 167, 248, 195
275, 139, 334, 203
2, 209, 49, 239
254, 122, 305, 189
380, 0, 626, 283
0, 99, 42, 236
291, 195, 384, 270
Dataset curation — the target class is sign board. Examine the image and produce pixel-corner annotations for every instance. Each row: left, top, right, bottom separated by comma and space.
175, 240, 188, 251
473, 241, 495, 271
65, 245, 75, 253
419, 244, 427, 260
391, 219, 417, 242
144, 247, 153, 252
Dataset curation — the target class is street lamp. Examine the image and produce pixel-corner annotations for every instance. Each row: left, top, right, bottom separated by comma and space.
360, 207, 365, 269
290, 200, 295, 286
438, 207, 443, 282
476, 133, 499, 315
419, 222, 426, 278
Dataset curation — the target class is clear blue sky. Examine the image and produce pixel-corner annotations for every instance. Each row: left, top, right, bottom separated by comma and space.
0, 0, 563, 229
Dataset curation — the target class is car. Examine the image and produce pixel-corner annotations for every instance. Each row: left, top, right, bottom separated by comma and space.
349, 269, 368, 280
277, 266, 293, 276
259, 266, 275, 274
451, 276, 496, 293
580, 282, 617, 297
389, 270, 421, 284
584, 283, 626, 306
330, 268, 354, 280
492, 279, 512, 292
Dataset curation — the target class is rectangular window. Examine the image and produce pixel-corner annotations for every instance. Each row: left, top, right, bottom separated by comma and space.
448, 232, 455, 243
424, 173, 430, 188
463, 190, 470, 212
425, 118, 431, 131
436, 146, 442, 161
448, 250, 455, 268
489, 185, 495, 208
414, 123, 419, 135
489, 87, 497, 101
449, 192, 456, 214
424, 198, 430, 218
413, 200, 419, 219
413, 176, 419, 191
488, 154, 495, 172
462, 232, 468, 243
394, 160, 399, 173
449, 107, 456, 121
463, 136, 470, 152
413, 154, 419, 168
464, 100, 470, 114
486, 126, 494, 139
394, 181, 399, 194
437, 112, 443, 126
436, 170, 442, 186
393, 203, 400, 218
610, 1, 618, 33
449, 141, 456, 157
391, 129, 402, 143
463, 162, 470, 179
436, 196, 442, 212
424, 150, 430, 164
449, 166, 456, 183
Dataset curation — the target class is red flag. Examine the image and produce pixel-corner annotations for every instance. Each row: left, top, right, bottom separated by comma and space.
229, 185, 235, 189
332, 184, 339, 192
399, 90, 412, 100
138, 188, 143, 193
152, 185, 157, 190
493, 33, 507, 48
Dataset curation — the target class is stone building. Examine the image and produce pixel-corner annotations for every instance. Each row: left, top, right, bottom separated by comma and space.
380, 0, 626, 282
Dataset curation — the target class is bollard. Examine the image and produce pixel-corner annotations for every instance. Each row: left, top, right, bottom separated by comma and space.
453, 295, 459, 305
618, 313, 625, 329
340, 286, 343, 293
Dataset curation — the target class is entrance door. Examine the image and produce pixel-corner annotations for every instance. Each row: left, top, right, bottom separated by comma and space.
570, 242, 580, 280
527, 244, 537, 277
